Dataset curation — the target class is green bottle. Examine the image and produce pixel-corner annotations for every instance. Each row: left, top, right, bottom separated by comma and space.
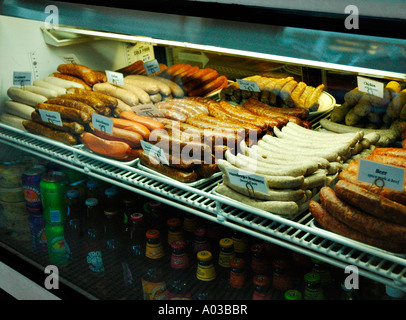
304, 272, 324, 300
45, 223, 69, 266
40, 171, 68, 224
284, 289, 303, 300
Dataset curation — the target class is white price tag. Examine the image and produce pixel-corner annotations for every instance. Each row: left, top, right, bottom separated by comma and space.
226, 168, 269, 194
13, 72, 31, 86
357, 159, 405, 191
129, 42, 155, 63
357, 76, 384, 98
58, 54, 81, 65
105, 70, 124, 86
140, 140, 169, 165
92, 113, 113, 135
236, 79, 261, 92
38, 109, 63, 127
131, 104, 163, 117
143, 59, 161, 75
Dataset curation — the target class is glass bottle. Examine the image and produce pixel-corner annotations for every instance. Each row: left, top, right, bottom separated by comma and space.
232, 230, 250, 261
167, 217, 184, 247
193, 227, 210, 255
122, 197, 137, 226
252, 275, 272, 300
250, 243, 270, 276
194, 250, 217, 300
311, 258, 333, 299
141, 229, 167, 300
284, 289, 303, 300
340, 281, 359, 300
104, 185, 119, 211
182, 212, 198, 247
86, 179, 99, 199
382, 285, 406, 300
166, 240, 192, 300
272, 258, 294, 294
217, 238, 236, 289
224, 257, 251, 300
144, 201, 165, 234
303, 272, 324, 300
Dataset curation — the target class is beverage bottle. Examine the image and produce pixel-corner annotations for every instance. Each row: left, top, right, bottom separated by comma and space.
252, 275, 272, 300
303, 272, 324, 300
340, 281, 359, 300
291, 251, 312, 289
167, 217, 184, 248
166, 240, 192, 300
284, 289, 303, 300
141, 229, 167, 300
271, 258, 294, 299
104, 185, 119, 211
223, 257, 251, 300
250, 243, 270, 276
40, 171, 68, 224
86, 180, 100, 199
193, 227, 210, 256
194, 250, 217, 300
144, 201, 166, 236
382, 285, 406, 300
217, 238, 235, 296
182, 212, 198, 248
45, 223, 69, 266
64, 189, 85, 265
122, 197, 137, 225
232, 230, 250, 261
22, 164, 46, 215
83, 198, 105, 276
311, 258, 334, 299
28, 213, 48, 256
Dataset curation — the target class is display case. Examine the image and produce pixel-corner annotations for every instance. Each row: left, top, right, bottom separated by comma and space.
1, 0, 406, 301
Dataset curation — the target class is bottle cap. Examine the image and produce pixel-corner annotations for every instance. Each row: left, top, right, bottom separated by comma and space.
123, 198, 135, 205
251, 243, 264, 254
42, 171, 67, 183
67, 189, 80, 198
105, 186, 118, 196
167, 217, 181, 227
304, 272, 320, 284
146, 229, 160, 239
219, 238, 233, 248
85, 198, 98, 206
130, 213, 144, 222
253, 275, 270, 286
104, 209, 118, 216
385, 285, 405, 298
197, 250, 212, 262
284, 289, 302, 300
86, 180, 98, 188
194, 227, 207, 237
272, 258, 289, 269
148, 201, 162, 210
171, 240, 186, 250
230, 257, 245, 269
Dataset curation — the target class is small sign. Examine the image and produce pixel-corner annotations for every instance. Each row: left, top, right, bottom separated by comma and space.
140, 140, 169, 165
357, 159, 405, 191
128, 42, 155, 63
13, 72, 32, 86
226, 168, 269, 194
357, 76, 384, 98
131, 104, 163, 118
105, 70, 124, 86
38, 109, 63, 127
143, 59, 161, 75
236, 79, 261, 92
92, 113, 113, 135
58, 53, 81, 65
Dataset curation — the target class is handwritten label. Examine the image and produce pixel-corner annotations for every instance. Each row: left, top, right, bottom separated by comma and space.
38, 109, 63, 127
357, 76, 384, 98
226, 168, 269, 194
106, 70, 124, 86
144, 59, 160, 75
13, 72, 31, 86
131, 104, 163, 118
358, 159, 405, 191
58, 53, 81, 65
128, 42, 155, 63
236, 79, 260, 92
92, 113, 113, 135
140, 140, 169, 166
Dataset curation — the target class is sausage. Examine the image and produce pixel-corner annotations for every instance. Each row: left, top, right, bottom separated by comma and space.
45, 98, 96, 115
58, 93, 106, 114
334, 179, 406, 226
366, 154, 406, 168
151, 76, 185, 98
121, 81, 152, 104
246, 98, 309, 119
32, 80, 66, 96
80, 132, 135, 160
52, 73, 92, 90
44, 76, 85, 90
125, 75, 161, 95
119, 110, 164, 130
320, 186, 406, 241
116, 60, 144, 75
138, 149, 198, 183
23, 85, 58, 99
92, 82, 138, 106
57, 64, 98, 86
371, 148, 406, 159
31, 110, 84, 134
185, 114, 249, 136
4, 100, 35, 120
339, 169, 406, 206
309, 200, 406, 253
22, 120, 77, 145
94, 71, 107, 83
36, 103, 91, 124
112, 118, 150, 139
92, 126, 143, 148
194, 164, 219, 178
66, 87, 118, 108
184, 70, 220, 94
7, 87, 47, 107
0, 113, 26, 131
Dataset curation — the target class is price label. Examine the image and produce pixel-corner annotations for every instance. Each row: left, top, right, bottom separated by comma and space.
140, 140, 169, 166
13, 72, 32, 86
226, 168, 269, 194
143, 59, 160, 75
38, 109, 63, 127
105, 70, 124, 86
357, 159, 405, 191
236, 79, 261, 92
92, 113, 113, 135
357, 76, 384, 98
127, 42, 155, 63
58, 53, 81, 65
131, 104, 163, 117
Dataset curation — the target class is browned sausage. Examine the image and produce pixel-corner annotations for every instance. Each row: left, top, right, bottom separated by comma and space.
56, 64, 98, 86
22, 120, 78, 145
36, 103, 91, 124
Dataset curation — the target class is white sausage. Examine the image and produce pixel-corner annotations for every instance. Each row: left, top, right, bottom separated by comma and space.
23, 85, 58, 99
4, 100, 35, 120
45, 76, 84, 89
7, 87, 47, 107
33, 80, 66, 96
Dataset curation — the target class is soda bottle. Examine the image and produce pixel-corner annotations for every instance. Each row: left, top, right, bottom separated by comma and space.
194, 250, 217, 300
86, 180, 100, 199
223, 257, 251, 300
217, 238, 235, 296
141, 229, 167, 300
250, 243, 270, 276
144, 201, 165, 235
166, 240, 192, 300
193, 227, 210, 255
382, 285, 406, 300
252, 275, 272, 300
311, 258, 333, 299
284, 289, 303, 300
271, 258, 294, 299
28, 213, 48, 256
340, 281, 359, 300
122, 197, 137, 225
40, 171, 68, 224
64, 189, 85, 265
45, 223, 69, 266
104, 185, 119, 211
232, 230, 250, 261
83, 198, 105, 276
182, 211, 198, 247
167, 217, 184, 247
303, 272, 324, 300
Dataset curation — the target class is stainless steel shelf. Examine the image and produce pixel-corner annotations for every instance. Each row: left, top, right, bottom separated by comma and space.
0, 122, 405, 291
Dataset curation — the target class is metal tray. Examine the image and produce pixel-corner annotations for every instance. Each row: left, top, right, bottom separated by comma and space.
309, 219, 406, 258
137, 161, 222, 187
